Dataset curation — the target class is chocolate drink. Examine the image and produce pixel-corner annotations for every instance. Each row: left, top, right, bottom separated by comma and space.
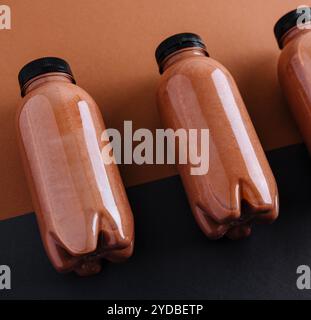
275, 8, 311, 153
16, 58, 134, 276
155, 34, 279, 240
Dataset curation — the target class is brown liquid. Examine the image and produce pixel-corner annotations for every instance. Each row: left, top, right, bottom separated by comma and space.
278, 27, 311, 153
156, 48, 279, 240
16, 73, 134, 276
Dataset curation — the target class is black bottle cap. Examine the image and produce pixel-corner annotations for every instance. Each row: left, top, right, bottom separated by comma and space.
18, 57, 76, 97
155, 33, 209, 74
274, 7, 311, 49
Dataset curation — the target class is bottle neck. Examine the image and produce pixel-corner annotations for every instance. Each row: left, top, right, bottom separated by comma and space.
159, 47, 208, 74
280, 26, 311, 49
22, 72, 74, 97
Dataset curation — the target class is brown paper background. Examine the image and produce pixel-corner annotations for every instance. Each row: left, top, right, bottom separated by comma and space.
0, 0, 304, 220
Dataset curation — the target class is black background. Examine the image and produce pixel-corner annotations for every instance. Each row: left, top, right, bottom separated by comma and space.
1, 144, 311, 300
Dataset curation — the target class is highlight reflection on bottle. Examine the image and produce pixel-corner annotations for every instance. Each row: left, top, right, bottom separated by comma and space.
155, 33, 279, 239
16, 57, 134, 276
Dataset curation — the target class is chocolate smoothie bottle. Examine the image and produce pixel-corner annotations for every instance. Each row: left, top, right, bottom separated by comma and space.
275, 8, 311, 153
16, 57, 134, 276
155, 34, 279, 240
